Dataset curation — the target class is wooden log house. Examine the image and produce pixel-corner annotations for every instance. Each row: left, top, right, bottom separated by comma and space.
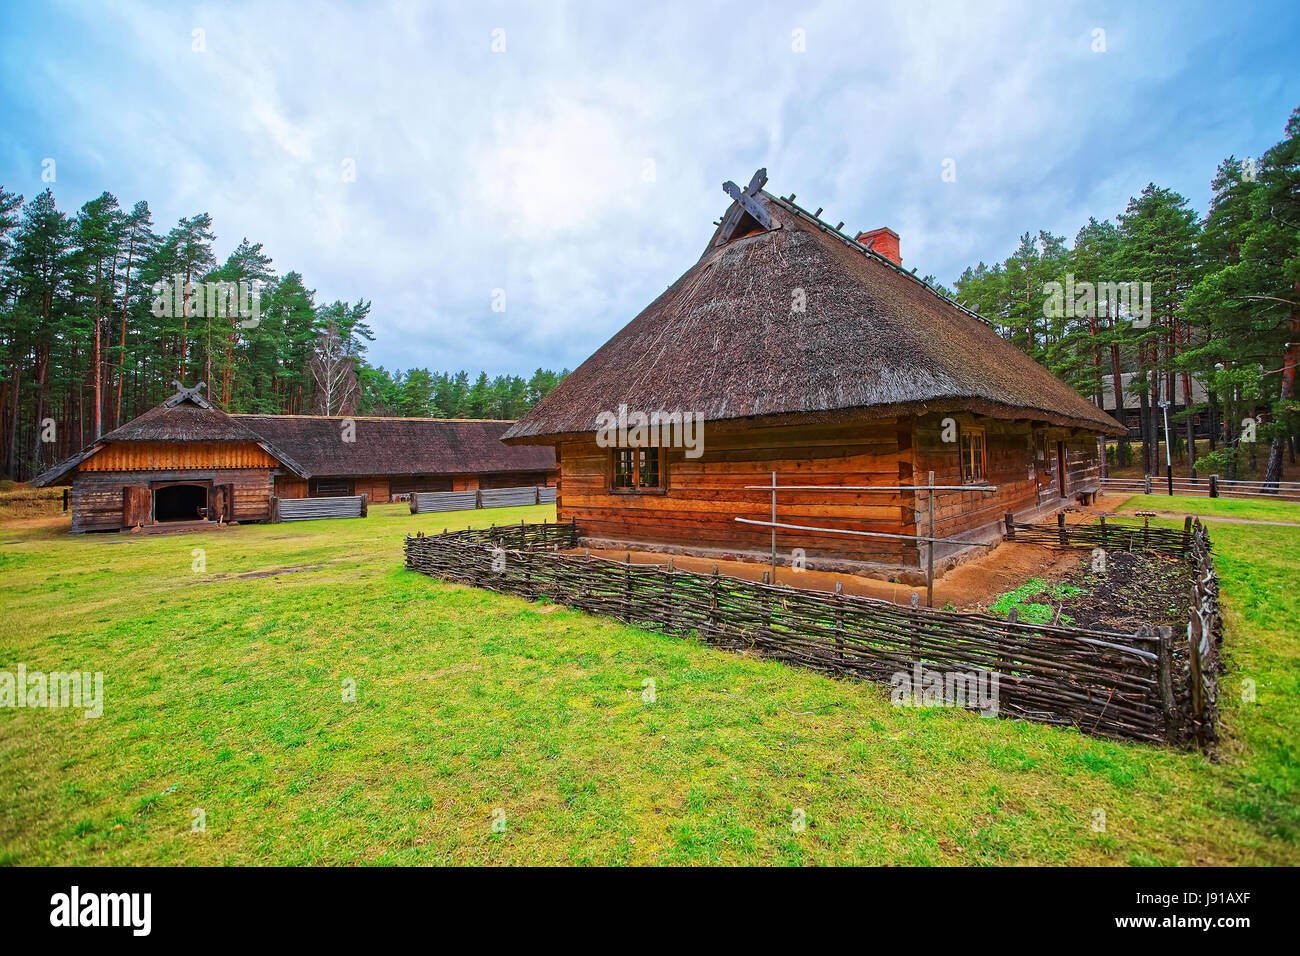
34, 386, 557, 533
502, 170, 1126, 577
31, 383, 308, 532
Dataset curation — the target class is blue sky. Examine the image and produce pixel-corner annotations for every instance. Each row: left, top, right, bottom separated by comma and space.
1, 0, 1297, 377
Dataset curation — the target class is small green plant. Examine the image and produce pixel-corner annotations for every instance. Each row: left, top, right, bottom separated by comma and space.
990, 578, 1080, 624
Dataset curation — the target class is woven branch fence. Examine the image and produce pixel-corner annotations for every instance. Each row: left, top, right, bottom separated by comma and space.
404, 518, 1221, 746
1005, 512, 1201, 557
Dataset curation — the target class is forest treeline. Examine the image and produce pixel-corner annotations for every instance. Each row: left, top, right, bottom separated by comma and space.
3, 105, 1295, 483
941, 104, 1299, 482
0, 188, 566, 479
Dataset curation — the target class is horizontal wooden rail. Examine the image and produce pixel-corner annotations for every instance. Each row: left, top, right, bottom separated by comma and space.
742, 484, 1002, 493
735, 516, 986, 546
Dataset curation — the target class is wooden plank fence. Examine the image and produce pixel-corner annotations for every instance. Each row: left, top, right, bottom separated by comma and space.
1101, 475, 1300, 503
410, 486, 554, 514
272, 494, 367, 522
410, 490, 480, 513
404, 518, 1222, 746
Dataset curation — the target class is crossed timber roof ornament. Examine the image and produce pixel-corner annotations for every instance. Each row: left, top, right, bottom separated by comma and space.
718, 167, 777, 242
165, 380, 214, 409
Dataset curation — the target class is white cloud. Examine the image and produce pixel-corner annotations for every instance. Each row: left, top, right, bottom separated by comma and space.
3, 0, 1292, 376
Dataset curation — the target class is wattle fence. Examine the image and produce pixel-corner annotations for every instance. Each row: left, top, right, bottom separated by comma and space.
1005, 512, 1200, 557
410, 485, 555, 514
404, 517, 1222, 747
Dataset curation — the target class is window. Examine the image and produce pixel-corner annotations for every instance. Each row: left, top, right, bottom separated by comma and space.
960, 427, 986, 484
611, 447, 665, 492
613, 449, 635, 489
638, 448, 660, 488
311, 477, 353, 497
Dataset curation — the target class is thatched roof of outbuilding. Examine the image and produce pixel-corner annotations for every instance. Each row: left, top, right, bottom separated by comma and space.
233, 415, 556, 478
32, 384, 307, 486
502, 175, 1125, 442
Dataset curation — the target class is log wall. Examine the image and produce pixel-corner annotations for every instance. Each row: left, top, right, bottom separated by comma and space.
276, 472, 552, 502
70, 468, 274, 532
556, 414, 1106, 571
558, 418, 920, 568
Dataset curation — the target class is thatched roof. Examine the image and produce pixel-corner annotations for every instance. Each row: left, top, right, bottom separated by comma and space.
233, 415, 556, 478
502, 176, 1125, 442
32, 384, 307, 486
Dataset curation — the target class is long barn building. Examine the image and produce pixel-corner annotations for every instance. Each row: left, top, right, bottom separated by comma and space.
502, 170, 1124, 576
33, 385, 556, 532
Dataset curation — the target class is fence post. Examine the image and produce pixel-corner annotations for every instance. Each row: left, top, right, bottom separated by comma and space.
663, 558, 674, 632
1180, 515, 1193, 557
1004, 512, 1015, 540
1209, 474, 1219, 498
708, 565, 720, 636
359, 493, 367, 518
409, 493, 419, 515
1099, 514, 1107, 548
1057, 512, 1067, 547
1188, 611, 1206, 747
269, 495, 279, 523
770, 471, 777, 583
834, 582, 845, 671
909, 591, 921, 663
475, 489, 483, 509
926, 469, 935, 609
624, 553, 632, 625
1144, 474, 1152, 495
1001, 607, 1017, 677
1153, 624, 1176, 741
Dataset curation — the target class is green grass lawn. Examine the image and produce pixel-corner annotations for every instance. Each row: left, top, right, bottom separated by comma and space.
1115, 493, 1300, 525
1, 500, 1296, 865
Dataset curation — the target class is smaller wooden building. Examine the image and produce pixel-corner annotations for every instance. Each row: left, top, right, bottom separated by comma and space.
32, 383, 306, 532
234, 415, 556, 501
34, 387, 559, 532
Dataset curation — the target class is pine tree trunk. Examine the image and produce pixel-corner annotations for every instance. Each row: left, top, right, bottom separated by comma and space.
115, 237, 136, 428
93, 259, 102, 439
5, 360, 20, 478
1263, 296, 1298, 486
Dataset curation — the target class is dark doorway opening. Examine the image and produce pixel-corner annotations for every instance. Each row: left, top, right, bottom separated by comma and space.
154, 483, 209, 522
1056, 442, 1067, 497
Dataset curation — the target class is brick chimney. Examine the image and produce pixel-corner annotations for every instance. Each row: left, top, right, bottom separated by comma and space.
855, 227, 901, 266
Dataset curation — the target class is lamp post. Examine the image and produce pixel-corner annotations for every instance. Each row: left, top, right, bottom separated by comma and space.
1158, 399, 1173, 496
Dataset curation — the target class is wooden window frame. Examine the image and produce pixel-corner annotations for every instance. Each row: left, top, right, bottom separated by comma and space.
610, 447, 667, 495
959, 426, 988, 485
